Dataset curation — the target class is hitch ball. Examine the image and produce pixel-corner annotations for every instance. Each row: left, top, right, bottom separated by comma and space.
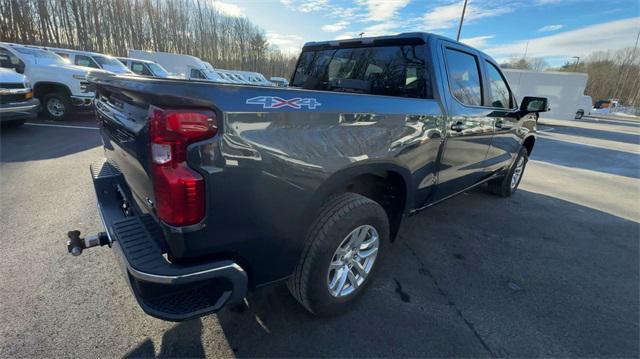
67, 230, 110, 256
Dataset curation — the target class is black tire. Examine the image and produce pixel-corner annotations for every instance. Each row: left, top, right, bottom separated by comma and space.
287, 193, 389, 316
575, 110, 584, 119
42, 92, 73, 121
487, 146, 529, 197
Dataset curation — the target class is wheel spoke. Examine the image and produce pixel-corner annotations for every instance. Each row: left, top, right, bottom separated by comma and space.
353, 261, 367, 277
335, 266, 349, 294
347, 270, 358, 290
358, 246, 378, 258
360, 233, 377, 248
353, 226, 367, 246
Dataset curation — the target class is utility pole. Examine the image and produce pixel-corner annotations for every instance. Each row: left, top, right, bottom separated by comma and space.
456, 0, 468, 41
572, 56, 580, 71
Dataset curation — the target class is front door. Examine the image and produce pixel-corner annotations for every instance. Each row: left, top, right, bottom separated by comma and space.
433, 43, 495, 201
480, 59, 526, 173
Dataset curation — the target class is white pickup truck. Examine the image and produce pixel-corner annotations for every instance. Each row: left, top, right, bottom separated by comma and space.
0, 42, 96, 120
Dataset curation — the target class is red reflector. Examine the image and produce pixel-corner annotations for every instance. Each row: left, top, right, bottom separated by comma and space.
148, 106, 217, 226
152, 163, 205, 226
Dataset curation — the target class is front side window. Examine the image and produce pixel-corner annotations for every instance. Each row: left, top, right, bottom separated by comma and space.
444, 48, 482, 106
0, 48, 25, 73
292, 45, 428, 99
131, 62, 152, 76
485, 61, 512, 109
75, 55, 99, 68
147, 63, 169, 77
190, 69, 206, 79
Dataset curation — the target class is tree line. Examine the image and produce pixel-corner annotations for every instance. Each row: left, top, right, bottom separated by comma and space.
0, 0, 299, 78
500, 46, 640, 107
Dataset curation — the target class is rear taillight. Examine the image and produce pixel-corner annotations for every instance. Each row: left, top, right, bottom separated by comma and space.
148, 106, 217, 226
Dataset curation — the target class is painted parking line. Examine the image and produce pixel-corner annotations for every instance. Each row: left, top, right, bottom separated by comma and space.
537, 127, 555, 133
24, 122, 99, 130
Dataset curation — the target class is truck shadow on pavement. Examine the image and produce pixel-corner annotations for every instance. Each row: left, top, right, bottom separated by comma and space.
122, 189, 638, 358
124, 320, 206, 358
209, 188, 637, 358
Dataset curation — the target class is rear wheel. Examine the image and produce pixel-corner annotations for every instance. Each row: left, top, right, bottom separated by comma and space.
42, 92, 73, 121
575, 110, 584, 119
288, 193, 389, 316
487, 146, 529, 197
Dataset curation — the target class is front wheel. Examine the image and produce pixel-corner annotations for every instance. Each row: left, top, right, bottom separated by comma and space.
575, 110, 584, 119
287, 193, 389, 316
42, 92, 73, 121
487, 147, 529, 197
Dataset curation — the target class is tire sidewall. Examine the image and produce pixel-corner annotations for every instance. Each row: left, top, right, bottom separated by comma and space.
305, 201, 389, 315
504, 148, 528, 195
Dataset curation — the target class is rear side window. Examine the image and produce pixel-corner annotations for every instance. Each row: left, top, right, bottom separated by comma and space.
75, 55, 99, 68
444, 48, 482, 106
292, 45, 428, 99
485, 61, 512, 109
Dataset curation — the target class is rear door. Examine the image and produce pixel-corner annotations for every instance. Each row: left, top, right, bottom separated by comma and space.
433, 41, 494, 200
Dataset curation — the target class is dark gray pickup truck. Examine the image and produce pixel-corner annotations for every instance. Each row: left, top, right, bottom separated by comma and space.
69, 32, 547, 321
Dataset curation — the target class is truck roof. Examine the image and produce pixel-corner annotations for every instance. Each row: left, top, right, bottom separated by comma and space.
302, 32, 497, 63
302, 32, 451, 48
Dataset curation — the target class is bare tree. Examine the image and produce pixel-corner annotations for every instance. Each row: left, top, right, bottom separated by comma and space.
0, 0, 298, 78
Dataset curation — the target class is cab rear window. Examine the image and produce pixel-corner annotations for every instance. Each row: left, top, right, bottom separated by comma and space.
292, 45, 431, 99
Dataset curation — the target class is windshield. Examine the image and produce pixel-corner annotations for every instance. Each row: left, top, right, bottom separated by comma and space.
94, 55, 131, 73
147, 62, 170, 77
14, 47, 66, 65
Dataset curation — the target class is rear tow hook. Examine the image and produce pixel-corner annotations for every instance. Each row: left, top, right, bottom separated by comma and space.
67, 230, 110, 256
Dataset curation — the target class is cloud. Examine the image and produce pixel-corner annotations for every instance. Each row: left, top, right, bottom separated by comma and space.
422, 1, 512, 30
210, 1, 244, 17
280, 0, 329, 13
357, 0, 410, 21
267, 33, 305, 54
322, 20, 349, 33
460, 35, 494, 48
537, 24, 563, 32
485, 17, 640, 58
362, 21, 402, 36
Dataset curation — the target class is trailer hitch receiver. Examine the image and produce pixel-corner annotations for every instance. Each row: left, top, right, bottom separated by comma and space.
67, 230, 110, 256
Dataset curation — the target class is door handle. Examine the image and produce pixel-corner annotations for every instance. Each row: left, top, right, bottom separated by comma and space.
450, 121, 465, 132
495, 121, 512, 130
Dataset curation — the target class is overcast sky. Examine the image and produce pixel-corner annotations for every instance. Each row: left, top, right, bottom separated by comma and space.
210, 0, 639, 67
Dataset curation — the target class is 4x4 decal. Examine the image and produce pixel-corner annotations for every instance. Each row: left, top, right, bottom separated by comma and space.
246, 96, 321, 109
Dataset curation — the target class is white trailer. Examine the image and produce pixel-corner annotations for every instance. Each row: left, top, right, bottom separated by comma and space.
503, 69, 589, 120
127, 49, 226, 82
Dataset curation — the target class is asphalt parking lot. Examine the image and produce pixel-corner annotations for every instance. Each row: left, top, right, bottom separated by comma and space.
1, 114, 638, 358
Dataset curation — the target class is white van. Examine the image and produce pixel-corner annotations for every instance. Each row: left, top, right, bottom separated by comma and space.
128, 50, 226, 82
43, 47, 132, 74
0, 42, 96, 120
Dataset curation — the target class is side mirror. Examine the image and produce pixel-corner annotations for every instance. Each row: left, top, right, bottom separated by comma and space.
520, 96, 549, 113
